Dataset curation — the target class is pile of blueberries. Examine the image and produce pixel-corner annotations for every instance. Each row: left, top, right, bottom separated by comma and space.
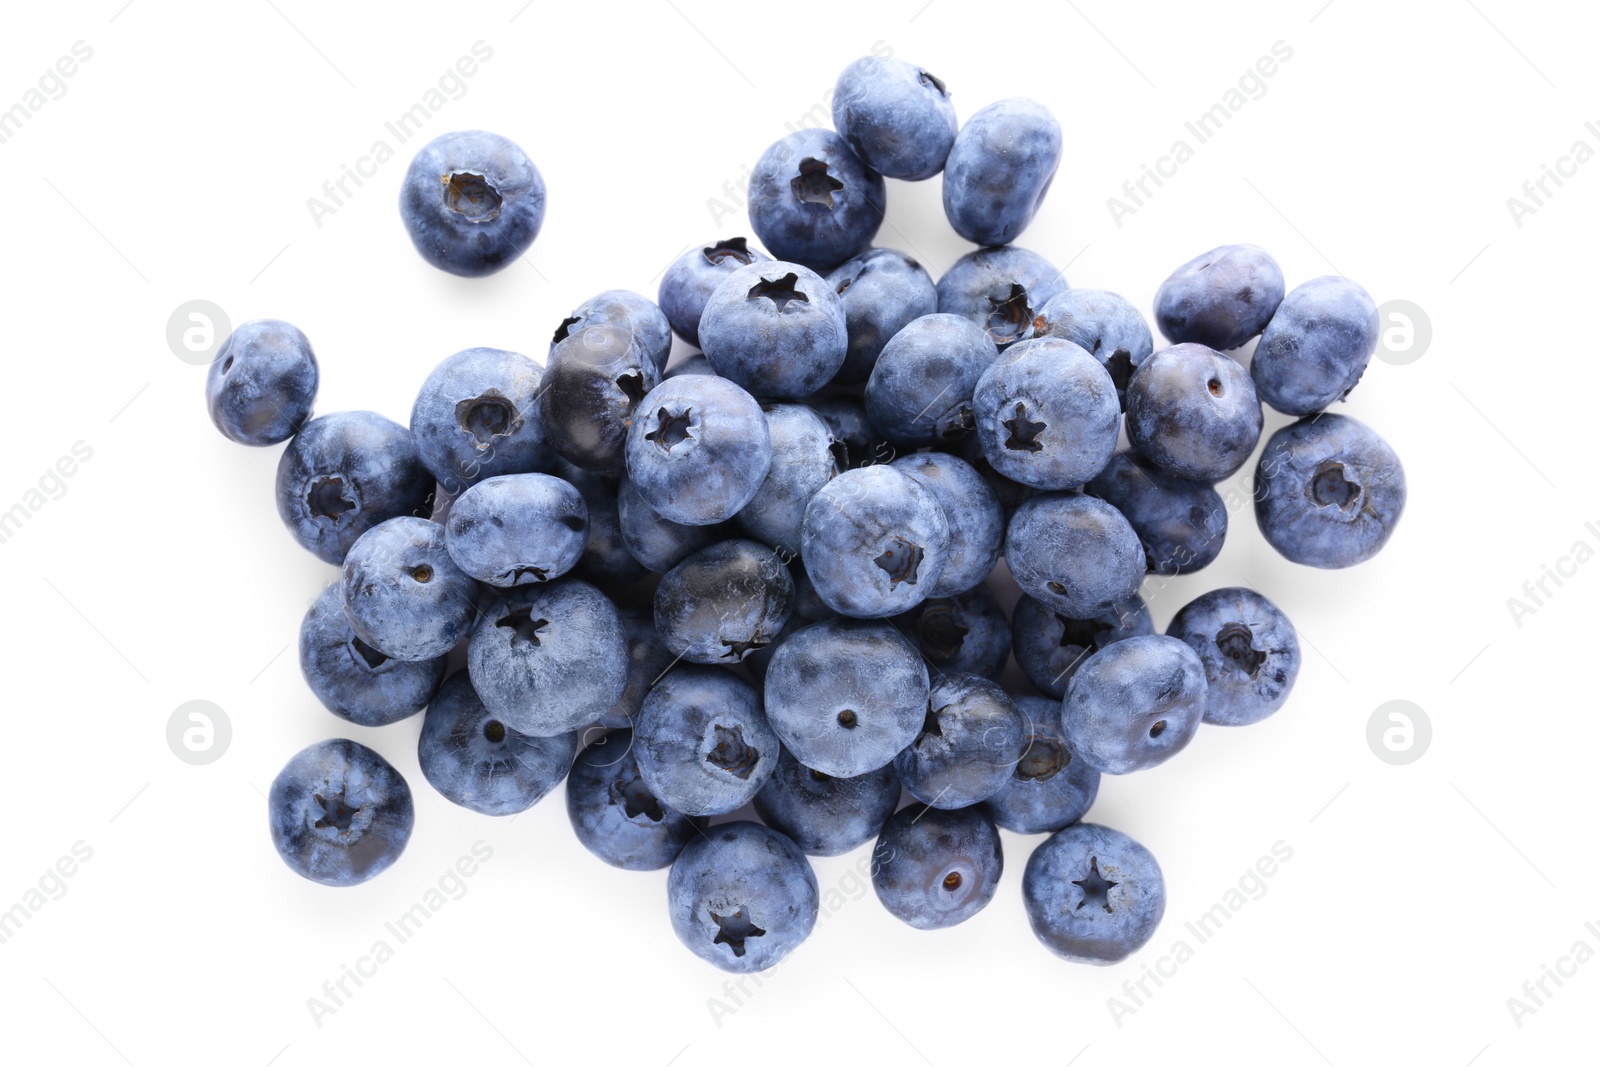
207, 55, 1406, 971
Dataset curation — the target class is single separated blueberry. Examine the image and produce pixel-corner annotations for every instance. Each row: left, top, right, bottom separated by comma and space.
895, 673, 1025, 809
399, 129, 544, 277
667, 821, 819, 973
832, 56, 958, 181
275, 411, 435, 565
1087, 450, 1227, 575
1023, 822, 1165, 964
625, 374, 771, 525
865, 312, 998, 448
410, 347, 549, 494
444, 473, 588, 587
299, 583, 446, 727
1154, 243, 1285, 351
1125, 343, 1263, 482
206, 319, 318, 445
699, 261, 848, 398
540, 323, 661, 473
417, 673, 575, 815
801, 465, 951, 618
1031, 289, 1154, 408
1251, 275, 1380, 415
658, 237, 771, 348
617, 475, 730, 573
872, 804, 1003, 930
895, 586, 1012, 679
746, 128, 886, 273
566, 728, 702, 870
973, 336, 1120, 490
753, 748, 900, 857
825, 248, 939, 384
635, 666, 779, 817
340, 517, 478, 661
1062, 634, 1207, 775
268, 739, 414, 887
935, 245, 1067, 350
1006, 494, 1145, 619
654, 539, 793, 664
891, 452, 1004, 597
942, 98, 1062, 246
1254, 413, 1406, 568
552, 289, 672, 372
981, 696, 1100, 834
1012, 593, 1152, 699
1168, 587, 1301, 726
736, 403, 840, 557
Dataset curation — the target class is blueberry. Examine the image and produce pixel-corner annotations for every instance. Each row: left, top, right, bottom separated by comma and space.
890, 452, 1003, 596
340, 517, 478, 661
594, 607, 676, 730
1125, 343, 1263, 482
801, 465, 950, 618
1062, 634, 1207, 775
895, 587, 1011, 679
399, 130, 544, 277
275, 411, 435, 565
1251, 275, 1380, 416
1011, 592, 1152, 699
699, 261, 848, 398
417, 673, 575, 815
443, 473, 588, 586
864, 312, 998, 448
871, 804, 1003, 930
299, 584, 446, 727
1031, 289, 1153, 408
832, 56, 958, 181
935, 245, 1067, 350
667, 821, 819, 973
566, 728, 703, 870
617, 475, 730, 573
1005, 494, 1145, 619
410, 347, 550, 494
942, 99, 1061, 246
753, 748, 900, 857
658, 237, 771, 348
268, 739, 414, 887
1086, 450, 1227, 575
554, 460, 649, 587
763, 618, 929, 777
810, 394, 891, 471
1153, 244, 1285, 351
664, 353, 716, 378
1167, 587, 1301, 726
552, 289, 672, 372
747, 128, 886, 273
635, 667, 778, 817
206, 319, 318, 445
895, 673, 1025, 809
467, 577, 628, 736
954, 432, 1039, 519
825, 248, 939, 384
654, 539, 793, 664
980, 696, 1100, 834
973, 336, 1120, 490
1254, 413, 1405, 568
735, 403, 839, 556
625, 374, 771, 525
1022, 822, 1165, 964
540, 323, 662, 472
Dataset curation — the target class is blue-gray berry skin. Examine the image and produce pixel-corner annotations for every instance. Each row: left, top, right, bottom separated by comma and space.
340, 517, 478, 661
299, 584, 446, 727
763, 619, 929, 778
1023, 822, 1165, 964
974, 336, 1121, 491
553, 289, 672, 372
753, 748, 900, 857
811, 394, 891, 472
654, 539, 793, 665
895, 673, 1025, 809
540, 324, 661, 473
1032, 290, 1154, 409
410, 347, 549, 494
896, 587, 1011, 679
667, 821, 819, 973
747, 128, 886, 273
865, 313, 998, 449
1012, 593, 1152, 699
275, 411, 435, 566
1087, 450, 1227, 576
617, 475, 730, 573
635, 667, 779, 817
417, 673, 575, 816
736, 404, 839, 556
942, 99, 1062, 246
594, 607, 676, 730
935, 245, 1067, 350
1062, 634, 1207, 775
832, 56, 958, 181
891, 452, 1003, 597
1254, 414, 1405, 568
658, 237, 770, 348
625, 375, 772, 526
871, 804, 1003, 930
981, 696, 1100, 834
1251, 275, 1380, 416
699, 261, 848, 399
1154, 244, 1285, 351
665, 353, 715, 378
1006, 494, 1145, 620
801, 465, 951, 618
566, 728, 702, 871
467, 578, 628, 736
554, 460, 649, 588
268, 739, 414, 887
399, 130, 544, 277
1125, 343, 1263, 482
444, 473, 587, 587
206, 319, 318, 445
825, 248, 939, 384
1167, 587, 1301, 726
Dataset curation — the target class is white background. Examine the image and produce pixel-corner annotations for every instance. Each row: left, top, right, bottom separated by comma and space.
1, 1, 1592, 1064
